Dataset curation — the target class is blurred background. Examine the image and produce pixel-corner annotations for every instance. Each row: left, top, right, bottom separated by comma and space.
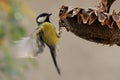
0, 0, 120, 80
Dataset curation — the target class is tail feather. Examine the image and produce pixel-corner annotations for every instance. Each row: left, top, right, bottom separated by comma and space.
49, 46, 61, 75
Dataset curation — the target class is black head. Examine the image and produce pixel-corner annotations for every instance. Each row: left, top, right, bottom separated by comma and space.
36, 13, 52, 25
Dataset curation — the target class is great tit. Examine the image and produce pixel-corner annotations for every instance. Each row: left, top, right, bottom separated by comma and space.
14, 13, 61, 75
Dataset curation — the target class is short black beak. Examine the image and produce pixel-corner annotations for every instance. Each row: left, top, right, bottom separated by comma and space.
48, 13, 52, 16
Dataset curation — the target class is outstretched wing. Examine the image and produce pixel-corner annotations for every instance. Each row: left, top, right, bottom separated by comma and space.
13, 37, 43, 58
13, 27, 45, 58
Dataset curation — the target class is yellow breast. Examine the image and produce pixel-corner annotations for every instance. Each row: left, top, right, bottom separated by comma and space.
41, 22, 58, 46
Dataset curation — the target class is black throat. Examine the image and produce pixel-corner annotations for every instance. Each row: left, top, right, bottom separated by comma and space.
45, 16, 50, 22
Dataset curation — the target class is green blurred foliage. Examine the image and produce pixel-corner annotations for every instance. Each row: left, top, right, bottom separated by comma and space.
0, 25, 5, 39
0, 0, 26, 42
0, 0, 37, 80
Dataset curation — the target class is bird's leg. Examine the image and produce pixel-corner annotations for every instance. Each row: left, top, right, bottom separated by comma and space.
57, 21, 62, 38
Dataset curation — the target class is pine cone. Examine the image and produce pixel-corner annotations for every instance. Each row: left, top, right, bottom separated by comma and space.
59, 0, 120, 46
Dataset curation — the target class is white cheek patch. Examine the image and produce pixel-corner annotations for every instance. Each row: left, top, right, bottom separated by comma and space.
37, 16, 47, 23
